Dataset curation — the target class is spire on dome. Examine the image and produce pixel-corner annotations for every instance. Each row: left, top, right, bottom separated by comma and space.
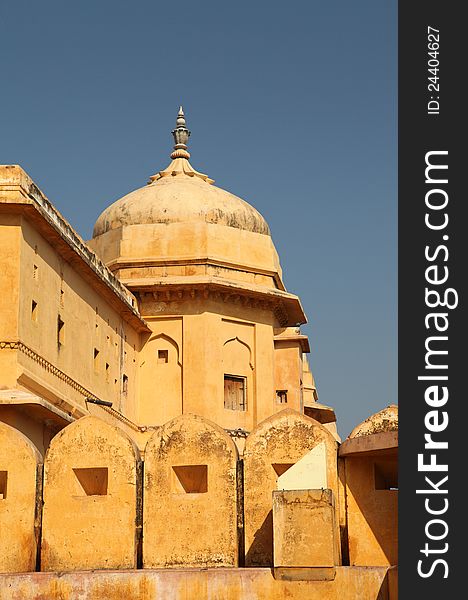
148, 107, 215, 185
171, 106, 191, 159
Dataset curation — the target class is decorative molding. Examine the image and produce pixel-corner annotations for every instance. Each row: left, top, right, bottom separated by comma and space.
0, 341, 19, 350
225, 427, 250, 439
141, 286, 289, 326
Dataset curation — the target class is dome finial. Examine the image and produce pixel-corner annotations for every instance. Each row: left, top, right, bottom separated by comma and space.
171, 106, 191, 159
148, 107, 215, 184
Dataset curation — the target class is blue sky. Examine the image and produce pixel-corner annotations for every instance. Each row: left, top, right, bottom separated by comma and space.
0, 1, 397, 437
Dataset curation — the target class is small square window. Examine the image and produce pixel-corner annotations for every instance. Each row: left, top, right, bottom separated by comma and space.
158, 349, 169, 364
276, 390, 288, 404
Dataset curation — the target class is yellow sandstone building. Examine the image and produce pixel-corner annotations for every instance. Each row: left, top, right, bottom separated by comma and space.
0, 109, 397, 599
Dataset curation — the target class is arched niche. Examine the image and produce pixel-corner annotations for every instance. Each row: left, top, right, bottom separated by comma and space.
222, 337, 253, 414
139, 332, 182, 425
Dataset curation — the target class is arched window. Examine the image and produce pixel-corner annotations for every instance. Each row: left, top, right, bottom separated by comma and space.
222, 337, 252, 412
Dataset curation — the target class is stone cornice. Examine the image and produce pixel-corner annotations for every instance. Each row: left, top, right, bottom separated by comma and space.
127, 277, 307, 327
105, 256, 285, 291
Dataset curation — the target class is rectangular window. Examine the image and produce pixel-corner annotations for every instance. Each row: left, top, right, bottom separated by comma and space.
93, 348, 100, 371
57, 316, 65, 346
0, 471, 7, 500
31, 300, 38, 322
276, 390, 288, 404
224, 375, 246, 411
105, 363, 110, 382
158, 349, 168, 363
122, 374, 128, 395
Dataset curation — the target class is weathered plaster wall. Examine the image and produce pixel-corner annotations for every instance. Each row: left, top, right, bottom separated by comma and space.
243, 409, 340, 567
0, 421, 42, 573
273, 489, 339, 568
0, 213, 20, 341
138, 317, 183, 425
143, 414, 238, 568
89, 220, 282, 290
0, 566, 395, 600
41, 416, 140, 571
0, 404, 57, 458
0, 214, 21, 391
143, 415, 237, 568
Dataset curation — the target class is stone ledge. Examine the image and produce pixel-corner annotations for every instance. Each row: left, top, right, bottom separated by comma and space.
0, 566, 395, 600
339, 431, 398, 457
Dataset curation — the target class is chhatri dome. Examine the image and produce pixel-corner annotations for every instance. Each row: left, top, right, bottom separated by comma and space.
93, 107, 270, 237
90, 107, 293, 308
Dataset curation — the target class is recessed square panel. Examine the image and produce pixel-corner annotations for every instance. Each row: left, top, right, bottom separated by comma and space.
73, 467, 108, 496
374, 461, 398, 490
172, 465, 208, 494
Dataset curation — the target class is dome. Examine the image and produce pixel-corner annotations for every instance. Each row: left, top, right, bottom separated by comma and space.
348, 404, 398, 439
93, 108, 270, 238
87, 108, 305, 326
93, 169, 270, 238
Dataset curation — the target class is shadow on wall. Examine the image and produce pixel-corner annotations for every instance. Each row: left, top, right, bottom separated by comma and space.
345, 455, 398, 567
245, 510, 273, 567
376, 566, 398, 600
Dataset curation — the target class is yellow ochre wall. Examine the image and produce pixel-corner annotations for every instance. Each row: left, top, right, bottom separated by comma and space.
274, 340, 303, 411
88, 220, 283, 289
41, 416, 140, 571
0, 421, 42, 573
143, 414, 238, 568
136, 294, 306, 432
0, 214, 21, 389
243, 410, 340, 567
345, 454, 398, 567
17, 217, 140, 420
